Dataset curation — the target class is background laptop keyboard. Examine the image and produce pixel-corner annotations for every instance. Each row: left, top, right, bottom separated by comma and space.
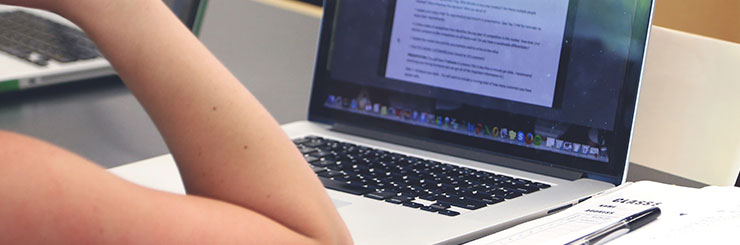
294, 136, 550, 217
0, 11, 101, 66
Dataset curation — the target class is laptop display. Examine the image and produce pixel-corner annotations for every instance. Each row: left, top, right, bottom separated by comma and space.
308, 0, 653, 184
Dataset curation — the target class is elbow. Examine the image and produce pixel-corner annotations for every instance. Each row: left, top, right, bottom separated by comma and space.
311, 224, 353, 245
313, 233, 353, 245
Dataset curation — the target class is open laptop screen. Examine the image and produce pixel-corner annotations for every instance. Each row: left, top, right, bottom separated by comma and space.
308, 0, 653, 184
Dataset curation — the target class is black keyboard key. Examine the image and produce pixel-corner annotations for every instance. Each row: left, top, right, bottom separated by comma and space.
429, 203, 450, 210
402, 202, 424, 209
293, 138, 310, 145
504, 191, 523, 199
364, 191, 396, 200
311, 160, 336, 168
333, 175, 353, 182
310, 166, 327, 174
318, 177, 371, 195
501, 187, 524, 195
317, 170, 343, 178
299, 147, 318, 154
437, 196, 487, 210
386, 195, 415, 204
478, 196, 505, 205
304, 156, 319, 163
419, 194, 439, 202
488, 189, 509, 197
517, 185, 540, 194
309, 151, 333, 158
535, 183, 552, 189
419, 206, 437, 212
439, 210, 461, 217
303, 141, 324, 148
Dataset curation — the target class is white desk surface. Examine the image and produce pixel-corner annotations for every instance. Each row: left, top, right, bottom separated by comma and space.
108, 154, 185, 195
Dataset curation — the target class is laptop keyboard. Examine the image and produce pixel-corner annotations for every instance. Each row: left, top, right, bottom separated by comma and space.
0, 11, 101, 66
294, 136, 551, 217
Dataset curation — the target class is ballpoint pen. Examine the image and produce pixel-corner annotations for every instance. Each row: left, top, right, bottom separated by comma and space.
566, 207, 661, 245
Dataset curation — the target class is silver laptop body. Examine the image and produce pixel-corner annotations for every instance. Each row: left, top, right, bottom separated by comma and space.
284, 0, 655, 244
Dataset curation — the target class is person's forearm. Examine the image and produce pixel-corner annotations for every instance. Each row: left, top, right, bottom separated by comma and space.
52, 0, 350, 243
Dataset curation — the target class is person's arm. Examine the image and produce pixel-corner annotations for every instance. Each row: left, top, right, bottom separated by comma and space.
0, 0, 351, 243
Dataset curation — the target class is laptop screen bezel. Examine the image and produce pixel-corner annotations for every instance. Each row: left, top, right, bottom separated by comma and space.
307, 0, 655, 185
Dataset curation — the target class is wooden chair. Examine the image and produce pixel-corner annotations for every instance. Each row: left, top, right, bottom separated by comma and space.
631, 26, 740, 186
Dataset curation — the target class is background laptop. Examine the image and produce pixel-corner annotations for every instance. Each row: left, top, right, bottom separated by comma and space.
282, 0, 654, 243
0, 0, 207, 93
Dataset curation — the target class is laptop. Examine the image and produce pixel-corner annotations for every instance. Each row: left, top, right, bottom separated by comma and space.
282, 0, 655, 244
0, 0, 207, 93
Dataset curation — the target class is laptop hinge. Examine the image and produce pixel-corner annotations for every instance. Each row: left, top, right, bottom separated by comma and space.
331, 123, 585, 181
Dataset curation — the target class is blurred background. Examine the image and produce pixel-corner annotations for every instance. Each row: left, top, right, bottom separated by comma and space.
652, 0, 740, 44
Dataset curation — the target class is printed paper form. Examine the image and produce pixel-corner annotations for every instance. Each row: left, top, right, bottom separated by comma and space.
610, 185, 740, 244
467, 181, 694, 245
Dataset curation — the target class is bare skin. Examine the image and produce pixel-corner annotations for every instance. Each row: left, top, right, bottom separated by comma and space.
0, 0, 352, 243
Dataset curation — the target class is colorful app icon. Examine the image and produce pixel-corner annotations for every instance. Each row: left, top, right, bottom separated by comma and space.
555, 139, 564, 149
451, 118, 459, 129
358, 98, 369, 109
350, 99, 358, 109
396, 109, 403, 117
517, 132, 525, 142
501, 128, 509, 138
444, 117, 451, 127
468, 122, 475, 133
327, 95, 336, 104
436, 116, 443, 126
563, 142, 573, 151
476, 123, 483, 135
365, 104, 372, 111
509, 130, 517, 140
381, 106, 388, 116
524, 133, 534, 144
533, 135, 543, 146
581, 145, 591, 154
492, 127, 500, 138
419, 112, 426, 122
374, 104, 381, 113
546, 137, 555, 147
573, 143, 581, 153
590, 147, 600, 157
